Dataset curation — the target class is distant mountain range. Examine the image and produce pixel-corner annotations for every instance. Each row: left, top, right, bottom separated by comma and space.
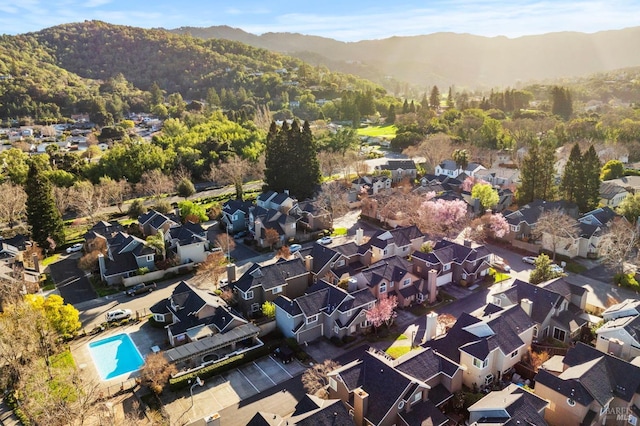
170, 26, 640, 90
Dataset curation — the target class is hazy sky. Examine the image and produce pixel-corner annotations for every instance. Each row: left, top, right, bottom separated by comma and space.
1, 0, 638, 41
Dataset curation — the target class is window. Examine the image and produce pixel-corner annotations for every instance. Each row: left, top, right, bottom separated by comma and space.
567, 398, 576, 407
629, 414, 637, 425
484, 374, 494, 386
243, 290, 254, 300
553, 327, 566, 342
329, 377, 337, 392
361, 320, 371, 328
383, 249, 388, 256
389, 281, 394, 289
600, 402, 609, 416
232, 214, 238, 221
443, 263, 451, 271
461, 272, 467, 280
510, 349, 518, 358
272, 286, 282, 295
251, 303, 260, 312
380, 283, 387, 293
403, 278, 411, 286
146, 255, 153, 262
336, 259, 345, 267
533, 326, 538, 338
413, 391, 422, 403
307, 314, 319, 324
510, 224, 520, 232
473, 357, 489, 369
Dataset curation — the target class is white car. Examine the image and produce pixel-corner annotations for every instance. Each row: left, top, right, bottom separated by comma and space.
317, 236, 333, 245
522, 256, 537, 265
105, 309, 132, 322
66, 243, 83, 254
550, 264, 565, 274
289, 244, 302, 253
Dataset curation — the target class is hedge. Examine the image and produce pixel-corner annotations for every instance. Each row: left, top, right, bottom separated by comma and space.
168, 344, 274, 391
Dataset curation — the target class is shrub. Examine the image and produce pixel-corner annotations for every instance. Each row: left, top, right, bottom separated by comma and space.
128, 199, 146, 218
614, 273, 640, 289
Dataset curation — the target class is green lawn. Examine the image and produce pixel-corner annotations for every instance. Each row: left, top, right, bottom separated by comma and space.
385, 345, 411, 359
357, 124, 397, 138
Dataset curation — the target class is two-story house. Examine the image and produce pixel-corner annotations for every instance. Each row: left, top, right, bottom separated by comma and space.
232, 258, 310, 317
96, 231, 156, 285
138, 209, 178, 236
475, 167, 520, 188
352, 175, 392, 195
221, 199, 253, 233
411, 239, 492, 287
248, 394, 353, 425
535, 342, 640, 426
503, 199, 579, 242
251, 206, 297, 248
375, 159, 418, 183
492, 278, 588, 344
468, 383, 549, 425
600, 181, 629, 208
429, 304, 535, 389
256, 190, 296, 213
351, 256, 431, 308
595, 299, 640, 361
306, 241, 369, 284
165, 221, 210, 264
290, 200, 332, 232
327, 347, 463, 426
361, 225, 425, 264
435, 159, 486, 179
274, 280, 376, 344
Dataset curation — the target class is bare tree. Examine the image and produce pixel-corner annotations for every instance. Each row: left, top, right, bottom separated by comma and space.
532, 209, 579, 262
212, 156, 252, 200
599, 217, 640, 274
403, 133, 452, 174
193, 250, 227, 288
317, 150, 342, 178
317, 181, 350, 218
136, 169, 174, 200
52, 186, 74, 216
69, 181, 106, 221
0, 182, 27, 228
301, 359, 340, 398
215, 233, 236, 260
98, 177, 129, 212
139, 352, 177, 395
253, 104, 272, 132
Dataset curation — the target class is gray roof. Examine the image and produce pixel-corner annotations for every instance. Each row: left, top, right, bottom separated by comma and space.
233, 258, 308, 292
395, 347, 461, 381
505, 199, 578, 226
469, 383, 548, 426
398, 399, 448, 426
288, 395, 354, 426
496, 279, 564, 325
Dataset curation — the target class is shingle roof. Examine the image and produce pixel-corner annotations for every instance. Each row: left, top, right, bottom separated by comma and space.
233, 258, 308, 292
359, 256, 413, 288
380, 159, 417, 171
496, 279, 564, 324
398, 399, 448, 426
309, 243, 340, 274
469, 384, 548, 426
395, 347, 460, 382
289, 395, 354, 426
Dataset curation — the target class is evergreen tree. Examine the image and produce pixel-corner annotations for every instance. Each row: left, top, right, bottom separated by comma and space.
517, 138, 557, 204
551, 86, 573, 120
386, 104, 396, 124
447, 87, 455, 108
560, 143, 582, 204
25, 162, 65, 252
429, 86, 441, 109
582, 145, 601, 212
402, 99, 409, 114
263, 120, 321, 200
149, 81, 164, 106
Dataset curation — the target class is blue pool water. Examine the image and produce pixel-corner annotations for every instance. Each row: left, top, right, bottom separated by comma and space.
88, 333, 145, 380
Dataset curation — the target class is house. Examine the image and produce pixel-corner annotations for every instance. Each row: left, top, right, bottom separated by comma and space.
503, 199, 579, 241
306, 241, 369, 284
352, 175, 392, 195
600, 181, 629, 208
274, 280, 376, 343
535, 342, 640, 426
579, 206, 617, 228
375, 160, 417, 183
165, 221, 209, 264
411, 239, 492, 287
327, 347, 462, 426
256, 190, 296, 213
291, 200, 332, 232
602, 175, 640, 195
232, 258, 310, 317
221, 199, 253, 233
351, 256, 433, 308
247, 394, 354, 426
138, 209, 178, 236
252, 206, 297, 248
435, 160, 485, 179
594, 299, 640, 361
149, 281, 251, 346
96, 232, 156, 285
475, 167, 520, 188
468, 383, 549, 425
429, 304, 535, 389
491, 278, 588, 344
361, 225, 425, 264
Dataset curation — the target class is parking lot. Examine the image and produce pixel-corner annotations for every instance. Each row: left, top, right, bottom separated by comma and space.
171, 354, 307, 421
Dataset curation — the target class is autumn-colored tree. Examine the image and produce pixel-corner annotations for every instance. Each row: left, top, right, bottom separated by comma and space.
139, 352, 177, 395
78, 236, 107, 272
264, 227, 280, 250
437, 313, 457, 335
301, 359, 340, 398
277, 245, 291, 259
529, 350, 550, 372
194, 250, 226, 288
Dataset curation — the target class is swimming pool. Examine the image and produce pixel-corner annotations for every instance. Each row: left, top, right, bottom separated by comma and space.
88, 333, 145, 380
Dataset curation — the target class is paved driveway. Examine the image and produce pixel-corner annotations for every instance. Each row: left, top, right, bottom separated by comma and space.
48, 254, 97, 304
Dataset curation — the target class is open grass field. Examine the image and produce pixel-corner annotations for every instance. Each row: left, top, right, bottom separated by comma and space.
357, 124, 397, 139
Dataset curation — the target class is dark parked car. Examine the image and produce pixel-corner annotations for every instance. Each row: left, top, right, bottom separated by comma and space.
273, 346, 294, 364
125, 282, 157, 296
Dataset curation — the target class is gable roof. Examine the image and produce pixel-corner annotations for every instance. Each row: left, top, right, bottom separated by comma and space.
364, 225, 423, 252
495, 279, 565, 324
504, 199, 578, 226
358, 256, 414, 288
233, 258, 308, 292
469, 383, 548, 426
222, 199, 253, 215
379, 159, 417, 171
600, 181, 628, 200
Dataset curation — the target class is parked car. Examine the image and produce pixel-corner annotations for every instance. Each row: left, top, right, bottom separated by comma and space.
289, 243, 302, 253
492, 260, 511, 272
219, 278, 229, 287
66, 243, 83, 254
317, 236, 333, 245
273, 346, 294, 364
522, 256, 537, 265
105, 309, 132, 322
550, 264, 565, 274
125, 282, 157, 296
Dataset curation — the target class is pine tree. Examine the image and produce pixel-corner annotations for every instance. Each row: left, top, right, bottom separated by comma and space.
429, 86, 441, 109
402, 99, 409, 114
447, 87, 454, 108
25, 162, 65, 252
560, 143, 582, 204
581, 145, 602, 212
551, 86, 573, 120
386, 104, 396, 124
517, 138, 557, 204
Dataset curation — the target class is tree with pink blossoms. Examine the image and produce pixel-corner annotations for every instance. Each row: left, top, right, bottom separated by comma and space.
417, 193, 469, 238
465, 212, 510, 242
366, 294, 398, 333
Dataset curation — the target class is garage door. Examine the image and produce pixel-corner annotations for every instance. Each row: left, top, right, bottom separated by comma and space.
437, 272, 452, 287
297, 324, 323, 344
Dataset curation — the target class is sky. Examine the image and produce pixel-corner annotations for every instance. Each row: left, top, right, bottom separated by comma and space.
1, 0, 639, 41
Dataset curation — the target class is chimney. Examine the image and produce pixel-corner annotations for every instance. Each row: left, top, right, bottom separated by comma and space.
284, 189, 289, 195
356, 228, 364, 245
353, 388, 369, 426
608, 338, 625, 358
427, 269, 438, 304
31, 253, 40, 273
463, 239, 472, 248
226, 263, 236, 283
304, 255, 313, 273
425, 311, 438, 341
520, 298, 533, 317
98, 253, 106, 281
